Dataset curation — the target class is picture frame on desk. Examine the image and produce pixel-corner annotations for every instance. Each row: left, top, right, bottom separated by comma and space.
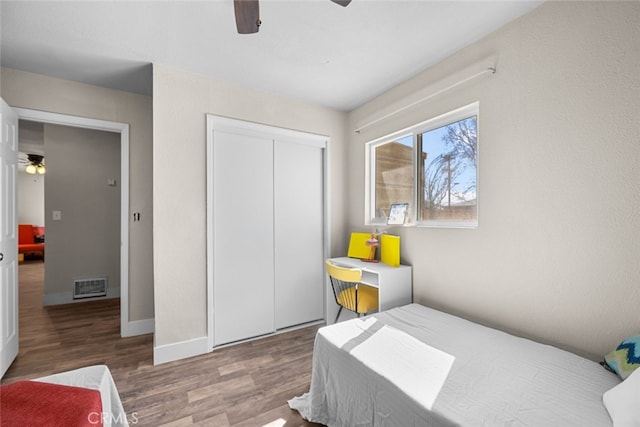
387, 203, 409, 225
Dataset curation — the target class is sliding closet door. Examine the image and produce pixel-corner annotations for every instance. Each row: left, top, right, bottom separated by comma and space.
274, 140, 324, 329
212, 130, 275, 346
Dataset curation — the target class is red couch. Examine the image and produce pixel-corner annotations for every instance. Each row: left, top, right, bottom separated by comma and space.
18, 224, 45, 258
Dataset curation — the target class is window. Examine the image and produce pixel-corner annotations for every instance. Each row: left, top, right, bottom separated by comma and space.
369, 134, 415, 224
367, 103, 478, 227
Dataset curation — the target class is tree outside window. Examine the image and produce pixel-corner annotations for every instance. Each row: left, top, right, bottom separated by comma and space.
367, 102, 478, 227
419, 116, 477, 224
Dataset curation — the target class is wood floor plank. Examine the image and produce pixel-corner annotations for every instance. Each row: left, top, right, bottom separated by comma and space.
2, 261, 324, 426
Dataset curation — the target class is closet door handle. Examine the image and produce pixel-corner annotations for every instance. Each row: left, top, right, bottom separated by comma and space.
0, 253, 3, 261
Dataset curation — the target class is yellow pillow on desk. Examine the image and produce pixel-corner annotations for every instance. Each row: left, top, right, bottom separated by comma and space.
380, 234, 400, 267
347, 232, 373, 259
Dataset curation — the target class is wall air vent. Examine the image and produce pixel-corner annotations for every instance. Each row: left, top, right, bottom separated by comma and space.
73, 277, 107, 299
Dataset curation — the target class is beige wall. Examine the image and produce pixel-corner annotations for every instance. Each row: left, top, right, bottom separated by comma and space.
348, 1, 640, 359
1, 68, 154, 321
152, 64, 348, 348
43, 124, 120, 302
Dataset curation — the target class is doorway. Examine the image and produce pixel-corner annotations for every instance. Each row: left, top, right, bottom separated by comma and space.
14, 108, 131, 335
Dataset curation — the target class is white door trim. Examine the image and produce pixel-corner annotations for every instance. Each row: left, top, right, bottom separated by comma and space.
13, 108, 133, 337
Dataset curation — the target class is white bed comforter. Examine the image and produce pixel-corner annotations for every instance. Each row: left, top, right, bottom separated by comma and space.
289, 304, 619, 427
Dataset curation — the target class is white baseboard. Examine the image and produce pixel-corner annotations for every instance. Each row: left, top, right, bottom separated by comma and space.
153, 336, 209, 365
122, 318, 154, 337
43, 287, 120, 306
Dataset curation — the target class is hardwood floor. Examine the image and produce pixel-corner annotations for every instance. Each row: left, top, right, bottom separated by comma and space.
2, 261, 324, 426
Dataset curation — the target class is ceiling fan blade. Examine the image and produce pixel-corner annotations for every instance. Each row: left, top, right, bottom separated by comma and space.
234, 0, 261, 34
330, 0, 351, 6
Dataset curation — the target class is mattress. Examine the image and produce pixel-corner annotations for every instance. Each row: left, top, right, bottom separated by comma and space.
289, 304, 619, 427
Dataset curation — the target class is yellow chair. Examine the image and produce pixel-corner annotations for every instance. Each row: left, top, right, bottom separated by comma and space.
325, 260, 379, 323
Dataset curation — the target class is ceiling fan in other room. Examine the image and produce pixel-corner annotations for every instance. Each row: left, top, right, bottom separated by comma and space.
19, 153, 46, 175
234, 0, 351, 34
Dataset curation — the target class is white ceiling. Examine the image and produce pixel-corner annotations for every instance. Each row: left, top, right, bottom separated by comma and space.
1, 0, 542, 111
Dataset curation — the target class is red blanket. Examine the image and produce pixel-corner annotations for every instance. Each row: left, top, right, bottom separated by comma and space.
0, 380, 102, 426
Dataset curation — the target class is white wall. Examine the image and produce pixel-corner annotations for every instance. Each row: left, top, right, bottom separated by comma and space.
0, 68, 154, 322
18, 171, 44, 226
348, 1, 640, 359
152, 64, 347, 359
18, 120, 45, 225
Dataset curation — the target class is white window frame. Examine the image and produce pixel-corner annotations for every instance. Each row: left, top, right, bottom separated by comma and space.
365, 102, 479, 228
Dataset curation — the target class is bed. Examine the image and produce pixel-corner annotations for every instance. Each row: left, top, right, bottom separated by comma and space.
1, 365, 128, 427
289, 304, 624, 427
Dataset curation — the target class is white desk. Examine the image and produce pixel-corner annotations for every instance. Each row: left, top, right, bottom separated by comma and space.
328, 257, 412, 321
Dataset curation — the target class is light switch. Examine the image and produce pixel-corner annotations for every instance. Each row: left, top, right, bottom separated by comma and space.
52, 210, 62, 221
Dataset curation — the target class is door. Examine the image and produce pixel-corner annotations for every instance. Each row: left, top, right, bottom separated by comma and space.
207, 115, 328, 348
0, 98, 19, 378
212, 129, 275, 346
274, 140, 325, 328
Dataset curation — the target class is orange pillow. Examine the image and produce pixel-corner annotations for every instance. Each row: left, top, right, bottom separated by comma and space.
18, 224, 34, 244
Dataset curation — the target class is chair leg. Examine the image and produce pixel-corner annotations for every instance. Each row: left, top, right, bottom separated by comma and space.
334, 306, 343, 323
